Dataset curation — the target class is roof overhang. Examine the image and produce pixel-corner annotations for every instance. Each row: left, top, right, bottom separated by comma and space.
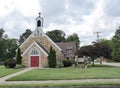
21, 42, 48, 57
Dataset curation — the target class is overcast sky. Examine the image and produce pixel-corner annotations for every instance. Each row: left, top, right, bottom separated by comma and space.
0, 0, 120, 46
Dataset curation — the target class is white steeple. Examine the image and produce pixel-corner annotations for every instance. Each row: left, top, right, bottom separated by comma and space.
33, 12, 44, 37
36, 12, 44, 28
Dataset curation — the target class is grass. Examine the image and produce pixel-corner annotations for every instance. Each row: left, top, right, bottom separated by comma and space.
0, 66, 22, 78
8, 65, 120, 81
0, 82, 120, 88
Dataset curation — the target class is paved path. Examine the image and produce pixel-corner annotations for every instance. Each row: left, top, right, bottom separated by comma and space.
103, 62, 120, 67
0, 67, 32, 83
0, 79, 120, 84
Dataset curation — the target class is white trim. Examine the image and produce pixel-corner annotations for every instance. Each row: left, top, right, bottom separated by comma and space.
19, 29, 62, 53
21, 42, 48, 57
19, 28, 45, 49
45, 35, 62, 51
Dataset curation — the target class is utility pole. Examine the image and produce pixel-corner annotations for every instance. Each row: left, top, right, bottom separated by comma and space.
94, 31, 101, 43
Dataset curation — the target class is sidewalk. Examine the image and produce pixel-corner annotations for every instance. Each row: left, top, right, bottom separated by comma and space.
0, 67, 32, 83
0, 79, 120, 85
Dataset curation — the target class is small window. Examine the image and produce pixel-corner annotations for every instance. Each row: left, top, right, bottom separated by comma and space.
66, 49, 73, 54
37, 20, 41, 27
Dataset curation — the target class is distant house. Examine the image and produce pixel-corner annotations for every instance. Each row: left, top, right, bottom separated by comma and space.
56, 42, 77, 60
18, 13, 64, 67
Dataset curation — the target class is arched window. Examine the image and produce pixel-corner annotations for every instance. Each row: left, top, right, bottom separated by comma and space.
37, 20, 41, 27
31, 48, 39, 55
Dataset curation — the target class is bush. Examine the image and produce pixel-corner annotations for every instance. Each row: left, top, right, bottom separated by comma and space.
4, 59, 16, 68
63, 60, 73, 67
48, 46, 56, 68
56, 63, 64, 68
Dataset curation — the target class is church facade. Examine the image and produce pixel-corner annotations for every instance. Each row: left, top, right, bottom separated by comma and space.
19, 13, 64, 67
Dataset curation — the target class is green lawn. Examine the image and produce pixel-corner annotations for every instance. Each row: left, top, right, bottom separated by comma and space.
0, 66, 22, 78
0, 82, 120, 88
8, 65, 120, 81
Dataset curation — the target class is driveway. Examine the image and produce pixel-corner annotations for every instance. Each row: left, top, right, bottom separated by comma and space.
102, 62, 120, 67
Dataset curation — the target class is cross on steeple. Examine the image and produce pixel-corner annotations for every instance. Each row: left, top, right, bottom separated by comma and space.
39, 12, 41, 17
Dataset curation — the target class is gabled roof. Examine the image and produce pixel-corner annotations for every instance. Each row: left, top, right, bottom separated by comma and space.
21, 42, 48, 56
56, 42, 76, 54
19, 28, 62, 52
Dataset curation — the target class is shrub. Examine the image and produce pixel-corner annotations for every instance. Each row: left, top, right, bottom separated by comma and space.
16, 48, 22, 64
63, 60, 73, 67
48, 46, 56, 68
4, 59, 16, 68
56, 63, 64, 68
4, 59, 9, 68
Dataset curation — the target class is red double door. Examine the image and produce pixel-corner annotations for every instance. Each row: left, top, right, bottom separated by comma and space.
30, 56, 39, 67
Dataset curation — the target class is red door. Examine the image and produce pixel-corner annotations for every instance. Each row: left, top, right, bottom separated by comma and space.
31, 56, 39, 67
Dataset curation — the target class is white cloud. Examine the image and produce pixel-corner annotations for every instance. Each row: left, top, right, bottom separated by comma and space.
0, 0, 120, 46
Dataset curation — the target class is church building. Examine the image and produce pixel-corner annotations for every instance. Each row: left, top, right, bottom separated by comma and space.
19, 13, 64, 67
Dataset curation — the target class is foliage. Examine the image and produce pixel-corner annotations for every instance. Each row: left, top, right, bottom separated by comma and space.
66, 33, 80, 50
56, 63, 64, 68
48, 46, 56, 68
112, 27, 120, 62
93, 42, 112, 59
19, 29, 32, 45
62, 60, 73, 67
46, 29, 66, 42
16, 48, 22, 64
100, 39, 113, 48
77, 42, 112, 66
0, 28, 4, 39
4, 59, 16, 68
0, 28, 18, 61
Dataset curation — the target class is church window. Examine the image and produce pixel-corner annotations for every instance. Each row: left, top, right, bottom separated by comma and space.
37, 20, 41, 27
31, 48, 39, 55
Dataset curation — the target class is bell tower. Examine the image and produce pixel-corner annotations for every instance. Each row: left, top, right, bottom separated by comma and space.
36, 12, 43, 28
33, 12, 44, 36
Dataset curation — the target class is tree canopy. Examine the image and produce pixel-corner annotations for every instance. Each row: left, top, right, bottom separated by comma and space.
66, 33, 80, 49
112, 27, 120, 61
46, 29, 66, 42
77, 42, 112, 66
0, 28, 18, 61
19, 29, 32, 45
0, 28, 4, 39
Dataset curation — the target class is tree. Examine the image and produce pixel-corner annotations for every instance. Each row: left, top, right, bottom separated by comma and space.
77, 45, 97, 66
0, 38, 18, 61
66, 33, 80, 50
46, 29, 66, 42
100, 39, 113, 49
16, 48, 22, 64
48, 46, 56, 68
112, 27, 120, 62
0, 28, 18, 61
77, 42, 112, 66
0, 28, 4, 39
93, 42, 112, 59
19, 29, 32, 45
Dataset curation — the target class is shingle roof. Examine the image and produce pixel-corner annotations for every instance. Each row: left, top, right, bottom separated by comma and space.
37, 42, 49, 54
56, 42, 76, 55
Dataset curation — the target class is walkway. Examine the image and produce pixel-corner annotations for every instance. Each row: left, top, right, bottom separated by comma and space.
0, 79, 120, 84
0, 67, 32, 83
103, 62, 120, 67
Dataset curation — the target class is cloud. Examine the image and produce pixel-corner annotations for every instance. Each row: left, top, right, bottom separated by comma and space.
0, 0, 120, 46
